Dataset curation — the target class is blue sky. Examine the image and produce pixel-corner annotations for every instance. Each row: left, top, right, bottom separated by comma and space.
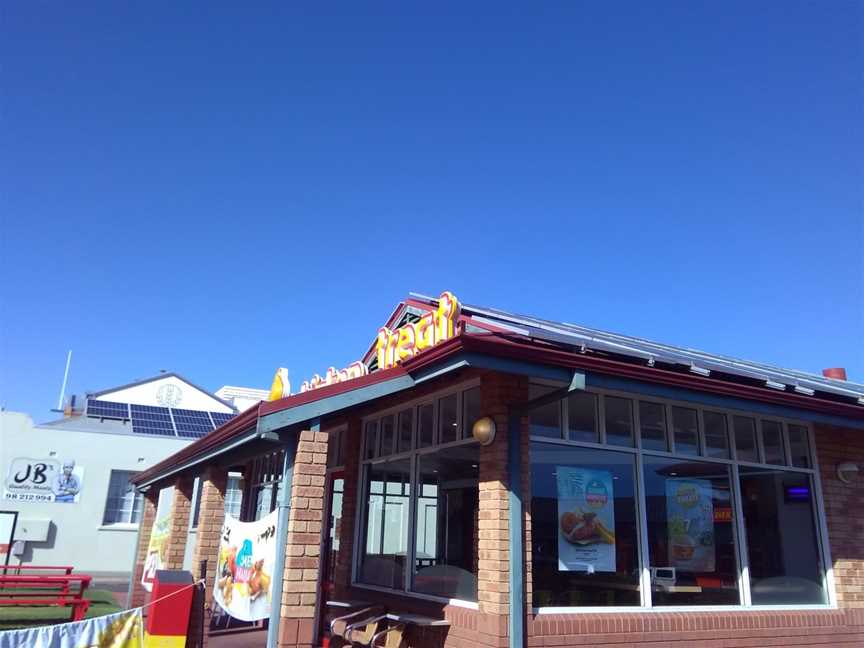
1, 2, 861, 420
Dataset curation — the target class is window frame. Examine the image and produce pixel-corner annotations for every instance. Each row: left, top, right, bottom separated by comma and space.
529, 385, 835, 614
352, 379, 482, 609
101, 469, 144, 527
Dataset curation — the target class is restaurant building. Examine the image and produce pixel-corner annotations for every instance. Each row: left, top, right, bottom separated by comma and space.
129, 292, 864, 647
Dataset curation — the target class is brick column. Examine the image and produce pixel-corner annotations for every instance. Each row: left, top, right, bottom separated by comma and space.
163, 475, 194, 570
129, 490, 159, 609
278, 430, 329, 648
190, 468, 228, 616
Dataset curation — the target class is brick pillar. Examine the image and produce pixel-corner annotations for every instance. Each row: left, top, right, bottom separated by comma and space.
163, 476, 194, 570
278, 430, 329, 648
129, 490, 159, 609
190, 468, 228, 619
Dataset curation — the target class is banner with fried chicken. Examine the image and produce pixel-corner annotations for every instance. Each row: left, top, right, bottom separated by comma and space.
556, 466, 616, 572
213, 510, 277, 621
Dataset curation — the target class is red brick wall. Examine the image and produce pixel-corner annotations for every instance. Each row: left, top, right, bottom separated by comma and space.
129, 491, 158, 609
163, 475, 194, 570
190, 468, 227, 614
815, 423, 864, 608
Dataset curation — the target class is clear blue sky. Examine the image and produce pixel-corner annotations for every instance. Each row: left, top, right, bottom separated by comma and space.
2, 2, 862, 420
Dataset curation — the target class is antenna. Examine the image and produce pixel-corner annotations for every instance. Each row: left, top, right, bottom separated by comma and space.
57, 350, 73, 411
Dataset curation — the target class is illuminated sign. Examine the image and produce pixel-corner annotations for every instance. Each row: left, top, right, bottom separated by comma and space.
376, 291, 461, 370
300, 361, 368, 393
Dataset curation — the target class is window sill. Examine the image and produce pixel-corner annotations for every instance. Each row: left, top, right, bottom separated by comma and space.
98, 524, 140, 532
534, 604, 838, 614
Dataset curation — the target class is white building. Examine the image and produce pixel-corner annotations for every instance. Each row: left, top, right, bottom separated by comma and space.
0, 373, 263, 575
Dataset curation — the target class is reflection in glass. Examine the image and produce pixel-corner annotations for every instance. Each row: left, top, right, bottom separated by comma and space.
418, 404, 434, 448
397, 409, 413, 454
639, 402, 667, 451
567, 392, 598, 443
671, 407, 699, 456
529, 383, 562, 438
364, 421, 378, 460
359, 459, 411, 589
788, 425, 811, 468
439, 394, 458, 444
740, 468, 826, 604
462, 387, 481, 440
379, 415, 395, 457
413, 445, 479, 601
643, 456, 739, 605
604, 396, 634, 447
703, 412, 730, 459
733, 416, 758, 462
761, 421, 786, 465
530, 443, 640, 607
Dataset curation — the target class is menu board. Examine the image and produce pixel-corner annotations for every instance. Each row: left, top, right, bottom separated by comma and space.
556, 467, 616, 573
665, 479, 715, 572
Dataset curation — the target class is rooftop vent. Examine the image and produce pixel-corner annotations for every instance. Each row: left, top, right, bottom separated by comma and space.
822, 367, 847, 381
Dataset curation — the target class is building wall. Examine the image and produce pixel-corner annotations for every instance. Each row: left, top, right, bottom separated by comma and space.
97, 375, 233, 412
0, 411, 189, 573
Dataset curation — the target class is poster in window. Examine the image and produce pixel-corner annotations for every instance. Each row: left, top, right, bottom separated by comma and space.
665, 479, 715, 572
4, 458, 84, 503
556, 467, 616, 572
213, 510, 278, 622
141, 486, 174, 592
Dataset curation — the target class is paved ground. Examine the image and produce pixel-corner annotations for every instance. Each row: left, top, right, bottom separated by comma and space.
209, 630, 268, 647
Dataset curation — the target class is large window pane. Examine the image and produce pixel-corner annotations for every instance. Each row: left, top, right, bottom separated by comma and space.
530, 400, 561, 439
671, 407, 700, 456
733, 416, 758, 462
703, 412, 730, 459
788, 425, 811, 468
639, 402, 668, 451
462, 387, 481, 441
418, 403, 434, 448
379, 415, 396, 457
102, 470, 142, 525
358, 459, 411, 589
413, 445, 479, 601
604, 396, 634, 447
364, 421, 378, 459
439, 394, 459, 444
397, 409, 414, 454
761, 421, 786, 465
643, 457, 739, 605
567, 392, 598, 443
530, 443, 640, 607
739, 468, 826, 604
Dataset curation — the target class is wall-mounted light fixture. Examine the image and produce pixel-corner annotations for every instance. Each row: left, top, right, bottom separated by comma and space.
837, 462, 859, 484
472, 416, 497, 446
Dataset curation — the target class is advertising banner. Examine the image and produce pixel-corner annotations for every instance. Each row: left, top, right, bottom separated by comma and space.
556, 466, 616, 572
0, 608, 143, 648
4, 458, 84, 503
666, 479, 716, 572
141, 486, 174, 592
214, 510, 278, 622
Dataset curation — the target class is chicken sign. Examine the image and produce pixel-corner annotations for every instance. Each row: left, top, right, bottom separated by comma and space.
214, 510, 278, 622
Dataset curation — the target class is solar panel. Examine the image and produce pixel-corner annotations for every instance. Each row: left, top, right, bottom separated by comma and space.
210, 412, 235, 427
131, 404, 176, 437
86, 399, 129, 420
172, 408, 214, 439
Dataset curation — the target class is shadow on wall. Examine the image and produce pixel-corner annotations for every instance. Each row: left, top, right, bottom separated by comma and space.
10, 520, 58, 564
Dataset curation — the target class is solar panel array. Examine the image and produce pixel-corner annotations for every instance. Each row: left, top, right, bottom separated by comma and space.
85, 398, 236, 438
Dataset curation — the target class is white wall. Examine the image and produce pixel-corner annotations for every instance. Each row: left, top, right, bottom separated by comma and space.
0, 412, 190, 574
98, 375, 233, 413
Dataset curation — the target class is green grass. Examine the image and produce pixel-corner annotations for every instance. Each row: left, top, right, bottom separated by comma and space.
0, 589, 121, 630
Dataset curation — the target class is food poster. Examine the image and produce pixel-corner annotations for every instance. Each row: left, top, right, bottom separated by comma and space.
141, 486, 174, 592
665, 479, 716, 572
556, 466, 616, 572
214, 510, 278, 622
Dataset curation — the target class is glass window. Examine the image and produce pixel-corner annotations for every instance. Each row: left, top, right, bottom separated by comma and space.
225, 474, 243, 519
739, 468, 826, 604
438, 394, 459, 444
364, 421, 378, 459
671, 407, 700, 456
102, 470, 143, 525
413, 445, 479, 600
530, 443, 641, 607
530, 399, 562, 439
397, 409, 414, 454
643, 457, 740, 605
462, 387, 481, 440
788, 425, 811, 468
418, 403, 434, 448
380, 415, 396, 457
703, 412, 730, 459
327, 429, 345, 467
604, 396, 634, 447
639, 401, 667, 451
358, 458, 412, 590
567, 392, 598, 443
733, 416, 758, 462
761, 421, 786, 465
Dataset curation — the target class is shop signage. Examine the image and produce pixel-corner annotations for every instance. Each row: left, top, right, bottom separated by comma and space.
300, 361, 368, 393
141, 487, 174, 592
376, 291, 461, 371
213, 510, 278, 622
556, 466, 616, 572
666, 479, 716, 572
4, 458, 84, 504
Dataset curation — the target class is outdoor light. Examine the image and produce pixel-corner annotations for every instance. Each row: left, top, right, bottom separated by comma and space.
472, 416, 496, 446
837, 462, 859, 484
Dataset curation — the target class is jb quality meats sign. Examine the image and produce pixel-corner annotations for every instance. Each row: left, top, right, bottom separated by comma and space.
4, 457, 84, 504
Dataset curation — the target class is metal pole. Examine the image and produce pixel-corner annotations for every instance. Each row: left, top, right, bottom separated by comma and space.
57, 350, 72, 411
